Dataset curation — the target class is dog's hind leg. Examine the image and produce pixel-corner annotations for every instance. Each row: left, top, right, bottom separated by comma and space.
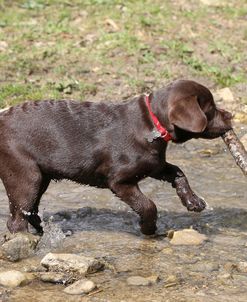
0, 155, 46, 233
26, 176, 51, 234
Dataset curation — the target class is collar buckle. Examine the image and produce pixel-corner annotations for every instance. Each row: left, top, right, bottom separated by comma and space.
145, 95, 173, 142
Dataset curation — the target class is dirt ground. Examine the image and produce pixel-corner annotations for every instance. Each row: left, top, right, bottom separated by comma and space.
0, 0, 246, 110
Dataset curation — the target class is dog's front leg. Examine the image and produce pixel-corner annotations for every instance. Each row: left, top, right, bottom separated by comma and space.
110, 182, 157, 235
153, 163, 206, 212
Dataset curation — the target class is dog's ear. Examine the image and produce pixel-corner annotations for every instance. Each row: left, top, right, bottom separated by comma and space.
168, 95, 207, 133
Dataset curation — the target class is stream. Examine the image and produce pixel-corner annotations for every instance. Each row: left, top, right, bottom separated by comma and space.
0, 125, 246, 302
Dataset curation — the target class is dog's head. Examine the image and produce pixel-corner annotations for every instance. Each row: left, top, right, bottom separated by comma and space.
163, 80, 233, 143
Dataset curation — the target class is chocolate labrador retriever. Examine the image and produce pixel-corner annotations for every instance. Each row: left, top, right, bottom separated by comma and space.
0, 80, 232, 235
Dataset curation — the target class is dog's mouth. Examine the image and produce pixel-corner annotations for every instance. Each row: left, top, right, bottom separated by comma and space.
171, 125, 233, 143
202, 126, 233, 139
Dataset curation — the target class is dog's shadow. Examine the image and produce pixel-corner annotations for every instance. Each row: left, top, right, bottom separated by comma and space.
43, 206, 247, 236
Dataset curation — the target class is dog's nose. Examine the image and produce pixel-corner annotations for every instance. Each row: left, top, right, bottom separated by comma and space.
218, 108, 233, 120
223, 110, 233, 120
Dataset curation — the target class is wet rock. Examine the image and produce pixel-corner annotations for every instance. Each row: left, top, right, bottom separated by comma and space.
36, 221, 65, 253
169, 229, 207, 246
0, 233, 40, 262
41, 253, 104, 276
126, 275, 159, 286
0, 270, 29, 288
127, 276, 151, 286
39, 272, 72, 284
23, 264, 47, 273
63, 278, 96, 295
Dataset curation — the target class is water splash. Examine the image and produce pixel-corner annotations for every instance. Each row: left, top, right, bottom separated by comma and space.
36, 217, 66, 255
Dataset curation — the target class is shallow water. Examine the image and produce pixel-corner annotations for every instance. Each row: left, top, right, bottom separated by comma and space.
0, 126, 246, 302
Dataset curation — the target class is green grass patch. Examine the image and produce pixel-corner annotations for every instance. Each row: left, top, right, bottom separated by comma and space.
0, 0, 246, 105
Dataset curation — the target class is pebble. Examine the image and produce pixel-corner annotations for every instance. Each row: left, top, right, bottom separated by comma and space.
127, 276, 151, 286
39, 272, 72, 284
126, 275, 159, 286
164, 275, 180, 287
237, 261, 247, 273
63, 279, 96, 295
169, 229, 207, 245
0, 233, 40, 262
0, 270, 29, 288
41, 253, 104, 275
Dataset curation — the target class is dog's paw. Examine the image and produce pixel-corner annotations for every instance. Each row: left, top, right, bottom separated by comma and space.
140, 222, 157, 236
185, 194, 206, 212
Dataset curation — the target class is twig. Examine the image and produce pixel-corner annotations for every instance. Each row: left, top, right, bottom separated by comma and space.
222, 129, 247, 176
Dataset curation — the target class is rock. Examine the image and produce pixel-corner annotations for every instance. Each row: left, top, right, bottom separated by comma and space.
63, 279, 96, 295
127, 276, 151, 286
0, 233, 40, 262
214, 87, 234, 102
164, 275, 180, 288
126, 275, 159, 286
0, 270, 29, 288
41, 253, 104, 276
36, 221, 65, 253
169, 229, 207, 246
237, 261, 247, 273
39, 272, 72, 284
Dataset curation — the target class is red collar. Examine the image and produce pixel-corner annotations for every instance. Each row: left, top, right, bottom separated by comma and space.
145, 95, 173, 142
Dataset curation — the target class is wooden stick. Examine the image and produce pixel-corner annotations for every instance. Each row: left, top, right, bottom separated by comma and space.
222, 129, 247, 176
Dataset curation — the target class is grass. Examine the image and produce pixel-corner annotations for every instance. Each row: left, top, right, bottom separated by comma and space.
0, 0, 246, 107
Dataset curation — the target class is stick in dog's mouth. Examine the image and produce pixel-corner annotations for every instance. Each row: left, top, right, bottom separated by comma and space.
222, 129, 247, 176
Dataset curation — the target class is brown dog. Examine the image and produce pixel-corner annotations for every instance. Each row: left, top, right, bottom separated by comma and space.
0, 80, 232, 235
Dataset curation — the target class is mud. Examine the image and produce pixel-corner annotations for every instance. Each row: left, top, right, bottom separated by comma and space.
0, 125, 246, 302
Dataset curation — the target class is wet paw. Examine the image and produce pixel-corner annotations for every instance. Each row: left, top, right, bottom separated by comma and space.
140, 222, 157, 235
185, 194, 206, 212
